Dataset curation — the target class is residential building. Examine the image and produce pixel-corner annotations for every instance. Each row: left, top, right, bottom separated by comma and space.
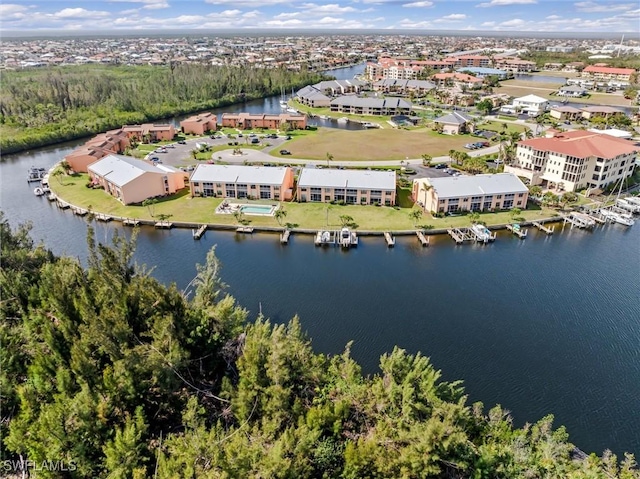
372, 79, 436, 95
549, 105, 582, 122
88, 154, 185, 205
296, 85, 332, 108
122, 123, 175, 142
581, 65, 635, 82
506, 130, 639, 192
494, 58, 536, 73
511, 94, 549, 115
580, 105, 625, 120
189, 164, 294, 201
431, 72, 484, 89
297, 168, 396, 205
180, 112, 217, 135
455, 67, 508, 80
433, 111, 474, 135
329, 97, 412, 116
412, 173, 528, 213
220, 113, 306, 130
312, 79, 367, 96
64, 128, 130, 173
557, 85, 587, 97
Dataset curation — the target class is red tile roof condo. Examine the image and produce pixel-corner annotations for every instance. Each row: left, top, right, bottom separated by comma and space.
518, 130, 639, 159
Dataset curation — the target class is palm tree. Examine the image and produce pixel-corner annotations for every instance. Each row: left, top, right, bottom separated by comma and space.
469, 212, 480, 224
274, 208, 287, 226
52, 169, 65, 185
409, 208, 422, 226
421, 154, 433, 167
326, 152, 334, 167
142, 198, 157, 217
339, 215, 353, 227
528, 185, 543, 197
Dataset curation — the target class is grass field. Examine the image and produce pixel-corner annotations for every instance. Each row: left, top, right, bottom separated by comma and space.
497, 80, 634, 107
277, 128, 477, 161
50, 173, 559, 231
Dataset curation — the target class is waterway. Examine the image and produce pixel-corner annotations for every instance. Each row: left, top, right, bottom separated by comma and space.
2, 81, 640, 456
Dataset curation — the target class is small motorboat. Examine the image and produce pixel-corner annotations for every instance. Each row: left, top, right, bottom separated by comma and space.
34, 187, 45, 196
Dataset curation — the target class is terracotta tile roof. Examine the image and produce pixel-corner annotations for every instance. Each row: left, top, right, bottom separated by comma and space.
583, 65, 635, 75
519, 131, 639, 159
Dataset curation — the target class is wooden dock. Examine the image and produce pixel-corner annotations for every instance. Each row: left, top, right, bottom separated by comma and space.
447, 228, 475, 244
47, 193, 57, 202
280, 230, 290, 244
236, 226, 254, 234
192, 224, 207, 240
56, 200, 70, 209
123, 219, 140, 227
315, 230, 336, 246
505, 223, 527, 239
384, 232, 395, 247
95, 213, 113, 222
532, 221, 554, 234
416, 230, 429, 246
155, 221, 173, 229
72, 207, 87, 217
562, 212, 595, 229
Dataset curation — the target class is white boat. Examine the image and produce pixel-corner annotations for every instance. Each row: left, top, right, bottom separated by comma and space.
33, 187, 45, 196
27, 166, 46, 182
614, 212, 635, 226
286, 107, 298, 114
337, 117, 349, 124
471, 224, 495, 242
339, 227, 358, 247
599, 209, 617, 222
616, 198, 640, 213
624, 196, 640, 207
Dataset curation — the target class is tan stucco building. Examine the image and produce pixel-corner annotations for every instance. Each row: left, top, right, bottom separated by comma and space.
297, 168, 396, 206
64, 128, 130, 173
189, 164, 294, 201
413, 173, 528, 213
180, 112, 217, 135
88, 154, 185, 205
220, 113, 306, 130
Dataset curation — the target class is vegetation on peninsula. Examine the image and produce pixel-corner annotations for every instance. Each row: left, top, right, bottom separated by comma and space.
1, 214, 638, 478
0, 64, 324, 154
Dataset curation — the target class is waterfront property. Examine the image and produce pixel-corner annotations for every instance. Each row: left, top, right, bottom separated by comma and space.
508, 94, 549, 116
413, 173, 528, 213
189, 164, 294, 201
372, 79, 436, 95
122, 123, 176, 142
297, 168, 396, 206
506, 130, 639, 192
549, 105, 583, 122
180, 112, 217, 135
579, 105, 625, 120
88, 154, 185, 205
64, 128, 130, 173
329, 97, 412, 116
581, 65, 635, 83
220, 113, 306, 130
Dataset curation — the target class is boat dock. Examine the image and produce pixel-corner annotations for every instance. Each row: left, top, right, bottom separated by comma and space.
123, 219, 140, 227
532, 221, 554, 234
192, 224, 207, 240
280, 230, 291, 244
505, 223, 527, 239
447, 228, 474, 244
384, 232, 395, 247
470, 224, 496, 243
72, 207, 87, 217
95, 213, 112, 222
416, 230, 429, 246
339, 228, 358, 248
562, 212, 596, 229
155, 221, 173, 229
236, 226, 254, 234
315, 230, 336, 246
56, 199, 70, 209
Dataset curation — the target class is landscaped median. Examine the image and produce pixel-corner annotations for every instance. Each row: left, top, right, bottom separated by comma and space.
49, 172, 560, 232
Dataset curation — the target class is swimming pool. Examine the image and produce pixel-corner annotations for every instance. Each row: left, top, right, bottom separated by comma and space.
240, 205, 276, 216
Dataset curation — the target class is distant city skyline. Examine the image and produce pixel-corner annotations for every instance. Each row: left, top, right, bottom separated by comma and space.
1, 0, 639, 34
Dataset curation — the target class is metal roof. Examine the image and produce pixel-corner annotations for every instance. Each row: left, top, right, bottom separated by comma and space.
330, 96, 411, 109
434, 111, 473, 125
422, 173, 528, 199
88, 154, 167, 187
190, 164, 290, 185
298, 168, 396, 190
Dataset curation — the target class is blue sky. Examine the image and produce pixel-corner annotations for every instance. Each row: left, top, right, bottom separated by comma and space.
1, 0, 639, 33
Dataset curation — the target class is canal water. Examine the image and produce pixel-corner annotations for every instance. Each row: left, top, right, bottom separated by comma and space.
2, 89, 640, 456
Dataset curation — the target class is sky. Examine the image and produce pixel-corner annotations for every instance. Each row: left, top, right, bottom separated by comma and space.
1, 0, 639, 33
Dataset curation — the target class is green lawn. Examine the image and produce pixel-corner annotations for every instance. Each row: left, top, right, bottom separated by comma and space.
50, 173, 560, 231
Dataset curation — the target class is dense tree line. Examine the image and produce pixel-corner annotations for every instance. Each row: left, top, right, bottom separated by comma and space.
0, 64, 324, 154
1, 213, 638, 478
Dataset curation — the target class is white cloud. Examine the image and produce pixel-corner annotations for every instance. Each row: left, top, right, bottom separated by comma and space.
273, 12, 301, 19
480, 21, 496, 26
499, 18, 526, 26
0, 3, 29, 20
396, 18, 434, 28
574, 1, 635, 13
50, 8, 110, 19
110, 0, 169, 8
477, 0, 536, 7
298, 3, 358, 14
402, 1, 434, 7
204, 0, 288, 5
440, 13, 466, 19
545, 14, 561, 19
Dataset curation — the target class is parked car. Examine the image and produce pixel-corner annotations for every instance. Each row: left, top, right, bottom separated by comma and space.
251, 138, 260, 144
464, 143, 476, 149
435, 163, 447, 169
177, 140, 186, 145
150, 156, 160, 162
280, 149, 291, 155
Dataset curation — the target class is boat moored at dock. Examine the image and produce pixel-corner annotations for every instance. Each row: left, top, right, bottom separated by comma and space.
27, 166, 46, 183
